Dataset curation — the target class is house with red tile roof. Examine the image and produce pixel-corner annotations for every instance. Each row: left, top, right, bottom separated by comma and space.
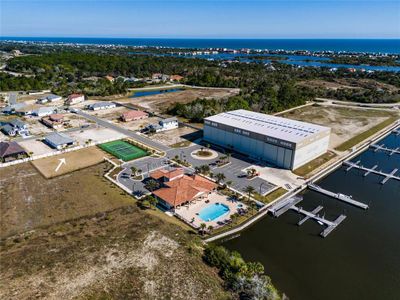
152, 171, 216, 209
65, 94, 85, 105
121, 110, 148, 122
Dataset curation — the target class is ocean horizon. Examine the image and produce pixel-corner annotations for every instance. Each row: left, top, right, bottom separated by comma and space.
1, 37, 400, 54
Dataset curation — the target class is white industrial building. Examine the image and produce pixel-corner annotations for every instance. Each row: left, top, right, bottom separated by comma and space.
203, 110, 330, 170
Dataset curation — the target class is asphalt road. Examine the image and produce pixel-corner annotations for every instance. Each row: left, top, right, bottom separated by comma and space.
76, 110, 170, 151
8, 92, 17, 105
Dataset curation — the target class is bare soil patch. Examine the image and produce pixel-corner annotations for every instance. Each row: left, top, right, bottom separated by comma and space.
281, 105, 400, 149
0, 163, 228, 300
31, 147, 107, 178
149, 126, 201, 147
0, 162, 132, 238
116, 88, 239, 113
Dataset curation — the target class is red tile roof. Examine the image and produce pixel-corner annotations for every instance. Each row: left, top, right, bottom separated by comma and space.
152, 174, 216, 207
150, 168, 184, 180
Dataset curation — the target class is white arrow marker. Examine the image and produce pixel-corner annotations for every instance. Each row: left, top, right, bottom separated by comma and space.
55, 158, 66, 172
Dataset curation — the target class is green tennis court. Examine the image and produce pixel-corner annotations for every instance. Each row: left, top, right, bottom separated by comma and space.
99, 140, 148, 161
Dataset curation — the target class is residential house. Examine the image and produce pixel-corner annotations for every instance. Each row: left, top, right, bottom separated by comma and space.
170, 75, 184, 82
36, 94, 62, 104
121, 110, 148, 122
88, 102, 116, 111
41, 114, 65, 129
2, 119, 29, 136
151, 170, 216, 209
0, 141, 28, 162
44, 132, 75, 149
65, 94, 85, 105
105, 75, 115, 82
147, 117, 179, 132
1, 124, 17, 136
34, 107, 55, 117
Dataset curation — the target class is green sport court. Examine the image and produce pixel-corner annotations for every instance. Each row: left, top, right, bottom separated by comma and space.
99, 140, 148, 161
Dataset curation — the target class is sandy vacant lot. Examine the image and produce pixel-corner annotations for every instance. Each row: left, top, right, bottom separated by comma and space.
0, 163, 228, 299
282, 105, 399, 149
149, 126, 201, 147
18, 138, 56, 156
31, 147, 107, 178
116, 88, 239, 113
68, 127, 126, 145
117, 116, 161, 131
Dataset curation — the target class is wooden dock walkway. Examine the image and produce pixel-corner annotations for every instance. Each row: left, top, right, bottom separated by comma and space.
320, 215, 347, 238
343, 161, 400, 184
308, 183, 368, 209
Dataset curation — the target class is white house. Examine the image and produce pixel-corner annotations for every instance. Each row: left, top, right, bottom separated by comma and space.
34, 107, 55, 117
87, 102, 116, 111
147, 117, 179, 132
65, 94, 85, 105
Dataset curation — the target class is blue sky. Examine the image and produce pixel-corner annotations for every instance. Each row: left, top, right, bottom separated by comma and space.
1, 0, 399, 38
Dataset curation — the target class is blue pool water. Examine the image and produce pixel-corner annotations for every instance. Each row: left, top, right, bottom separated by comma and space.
199, 203, 230, 221
131, 88, 182, 98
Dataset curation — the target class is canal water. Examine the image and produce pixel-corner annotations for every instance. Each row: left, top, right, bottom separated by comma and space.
130, 88, 182, 98
223, 132, 400, 300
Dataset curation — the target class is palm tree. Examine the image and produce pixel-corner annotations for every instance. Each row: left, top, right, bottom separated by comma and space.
244, 186, 255, 201
147, 195, 158, 210
215, 173, 226, 184
199, 223, 207, 235
130, 166, 137, 177
144, 179, 160, 191
207, 225, 214, 233
226, 153, 231, 163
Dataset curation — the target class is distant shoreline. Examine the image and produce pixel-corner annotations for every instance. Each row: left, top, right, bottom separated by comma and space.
1, 37, 400, 54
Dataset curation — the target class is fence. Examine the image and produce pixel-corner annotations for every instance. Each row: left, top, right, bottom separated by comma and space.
0, 137, 119, 168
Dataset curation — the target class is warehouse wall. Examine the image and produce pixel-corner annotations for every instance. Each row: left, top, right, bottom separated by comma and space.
203, 125, 294, 169
292, 135, 330, 169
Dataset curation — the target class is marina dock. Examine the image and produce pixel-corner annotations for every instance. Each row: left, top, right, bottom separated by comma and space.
269, 197, 347, 237
371, 144, 400, 155
269, 195, 302, 217
344, 161, 400, 184
290, 204, 346, 238
393, 128, 400, 136
308, 182, 368, 209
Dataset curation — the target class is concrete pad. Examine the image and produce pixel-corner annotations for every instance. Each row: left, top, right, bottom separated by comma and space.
19, 139, 56, 156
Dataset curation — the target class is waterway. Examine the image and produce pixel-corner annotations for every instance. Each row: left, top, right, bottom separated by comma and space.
130, 88, 182, 98
223, 131, 400, 300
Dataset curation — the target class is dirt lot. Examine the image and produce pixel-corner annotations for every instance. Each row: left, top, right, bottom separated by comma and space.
0, 163, 228, 299
115, 87, 239, 113
31, 147, 107, 178
18, 138, 56, 156
68, 127, 126, 145
149, 126, 202, 147
282, 104, 400, 149
298, 78, 400, 92
118, 116, 162, 131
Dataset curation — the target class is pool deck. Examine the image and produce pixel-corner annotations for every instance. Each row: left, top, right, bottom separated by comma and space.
174, 192, 247, 229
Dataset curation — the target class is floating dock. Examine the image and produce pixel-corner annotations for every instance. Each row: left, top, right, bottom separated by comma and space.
371, 144, 400, 156
290, 204, 346, 238
269, 195, 302, 217
344, 161, 400, 184
308, 183, 368, 209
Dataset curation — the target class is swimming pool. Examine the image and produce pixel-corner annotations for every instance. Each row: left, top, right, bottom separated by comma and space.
131, 88, 183, 98
199, 203, 230, 222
